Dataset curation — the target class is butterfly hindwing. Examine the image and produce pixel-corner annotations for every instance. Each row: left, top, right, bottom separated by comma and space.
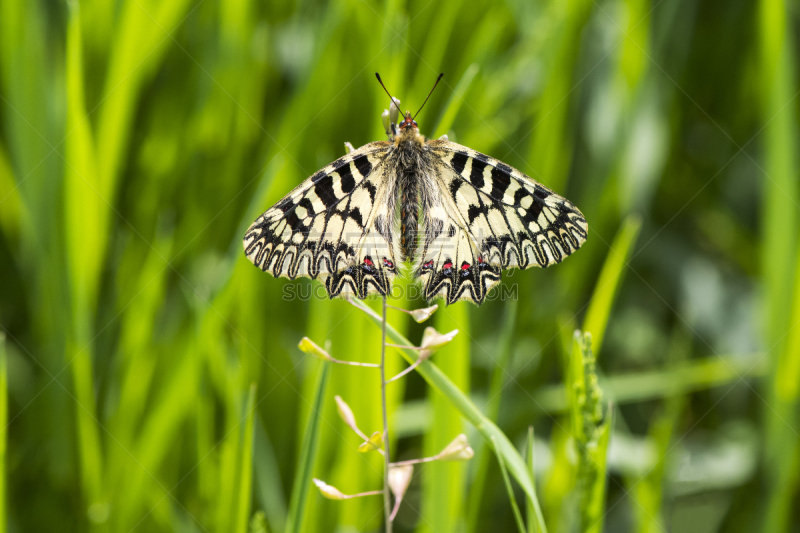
243, 141, 398, 298
414, 140, 588, 304
414, 181, 502, 305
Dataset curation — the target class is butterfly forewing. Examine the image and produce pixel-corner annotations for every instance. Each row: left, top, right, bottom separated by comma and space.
243, 141, 398, 298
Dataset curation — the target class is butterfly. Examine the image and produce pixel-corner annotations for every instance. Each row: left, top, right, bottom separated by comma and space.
243, 73, 588, 305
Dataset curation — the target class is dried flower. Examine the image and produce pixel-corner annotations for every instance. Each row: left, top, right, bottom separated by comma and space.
312, 478, 382, 501
335, 395, 363, 438
313, 478, 346, 500
437, 433, 474, 461
408, 305, 438, 323
388, 465, 413, 499
419, 327, 458, 358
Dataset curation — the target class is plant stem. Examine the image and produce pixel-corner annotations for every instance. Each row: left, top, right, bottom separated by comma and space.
380, 296, 392, 533
390, 456, 438, 467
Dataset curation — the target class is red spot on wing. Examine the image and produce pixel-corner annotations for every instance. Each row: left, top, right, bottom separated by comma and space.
442, 261, 453, 270
461, 262, 470, 270
363, 257, 373, 266
422, 260, 434, 269
383, 258, 394, 268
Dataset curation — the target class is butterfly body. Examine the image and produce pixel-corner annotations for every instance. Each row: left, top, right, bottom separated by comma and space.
243, 105, 588, 305
392, 114, 431, 259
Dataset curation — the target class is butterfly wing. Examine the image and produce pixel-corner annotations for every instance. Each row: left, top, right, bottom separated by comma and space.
416, 140, 588, 304
243, 141, 399, 299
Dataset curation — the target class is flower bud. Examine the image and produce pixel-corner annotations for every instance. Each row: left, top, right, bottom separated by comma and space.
389, 97, 401, 126
388, 465, 413, 499
408, 305, 438, 323
313, 478, 346, 500
420, 327, 458, 358
334, 395, 361, 436
298, 337, 332, 362
382, 110, 392, 137
436, 433, 474, 461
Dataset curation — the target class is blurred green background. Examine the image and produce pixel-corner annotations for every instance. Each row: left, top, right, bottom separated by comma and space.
1, 0, 799, 531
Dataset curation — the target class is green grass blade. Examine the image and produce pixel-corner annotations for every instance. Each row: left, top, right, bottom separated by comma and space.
466, 299, 517, 532
236, 383, 258, 533
531, 352, 768, 414
527, 0, 594, 192
493, 437, 527, 533
284, 362, 330, 533
582, 215, 642, 357
0, 334, 6, 533
419, 303, 471, 533
0, 143, 21, 241
65, 2, 104, 508
432, 63, 480, 139
348, 299, 537, 505
774, 216, 800, 403
759, 1, 800, 526
254, 417, 287, 533
525, 427, 545, 533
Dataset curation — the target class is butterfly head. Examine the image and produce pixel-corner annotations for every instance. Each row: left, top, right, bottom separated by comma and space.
399, 111, 418, 130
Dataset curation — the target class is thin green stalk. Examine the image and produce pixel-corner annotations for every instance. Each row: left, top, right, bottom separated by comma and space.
381, 296, 392, 533
494, 436, 527, 533
285, 362, 330, 533
467, 300, 517, 532
235, 384, 257, 533
0, 334, 6, 533
525, 427, 543, 533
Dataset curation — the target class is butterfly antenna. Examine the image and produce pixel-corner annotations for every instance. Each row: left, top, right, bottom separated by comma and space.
413, 73, 444, 120
375, 73, 399, 113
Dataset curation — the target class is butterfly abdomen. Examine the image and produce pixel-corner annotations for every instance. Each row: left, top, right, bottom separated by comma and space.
400, 166, 419, 259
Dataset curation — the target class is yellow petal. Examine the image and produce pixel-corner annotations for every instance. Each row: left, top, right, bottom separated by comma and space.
358, 431, 384, 453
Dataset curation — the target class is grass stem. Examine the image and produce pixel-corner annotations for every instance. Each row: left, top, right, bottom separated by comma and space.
381, 296, 392, 533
